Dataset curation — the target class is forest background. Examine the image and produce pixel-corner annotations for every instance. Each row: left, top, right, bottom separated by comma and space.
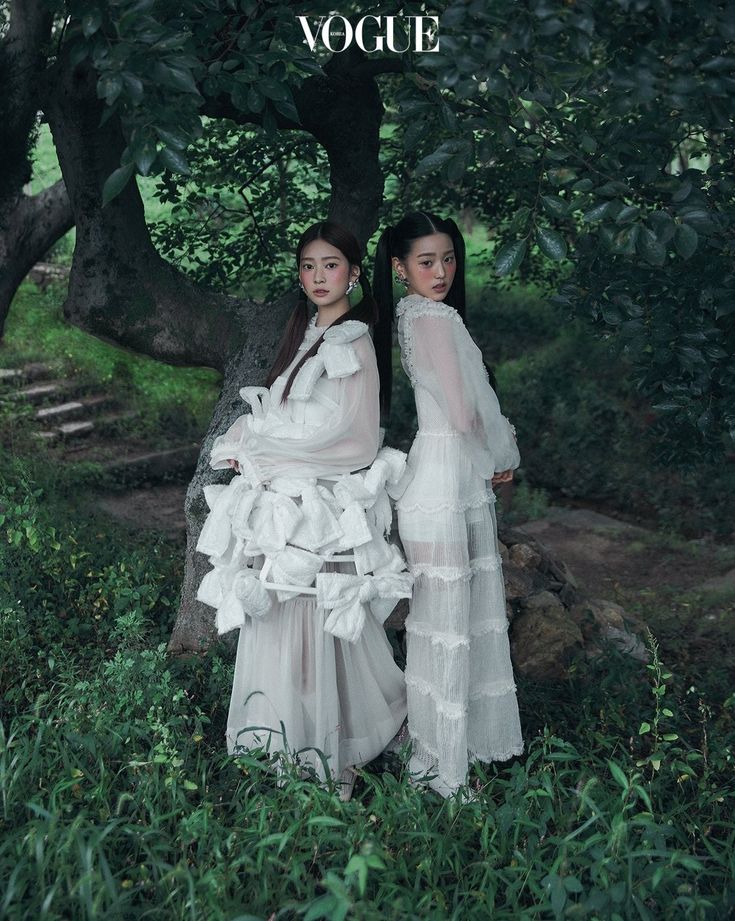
0, 0, 733, 918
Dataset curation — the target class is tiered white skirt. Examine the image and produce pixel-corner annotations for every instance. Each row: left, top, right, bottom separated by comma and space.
397, 432, 524, 789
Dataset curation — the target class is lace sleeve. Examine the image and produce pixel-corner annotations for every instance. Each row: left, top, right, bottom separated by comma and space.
400, 299, 520, 478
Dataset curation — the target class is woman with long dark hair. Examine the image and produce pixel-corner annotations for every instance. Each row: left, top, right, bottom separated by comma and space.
374, 211, 523, 797
196, 221, 410, 800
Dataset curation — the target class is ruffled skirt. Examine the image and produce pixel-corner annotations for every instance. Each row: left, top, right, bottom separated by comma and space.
397, 432, 524, 788
226, 561, 407, 779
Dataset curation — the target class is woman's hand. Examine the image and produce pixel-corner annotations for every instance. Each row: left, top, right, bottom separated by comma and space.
226, 458, 241, 474
491, 468, 514, 486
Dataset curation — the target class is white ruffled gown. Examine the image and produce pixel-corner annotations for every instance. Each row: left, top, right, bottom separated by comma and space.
196, 317, 409, 780
395, 293, 524, 790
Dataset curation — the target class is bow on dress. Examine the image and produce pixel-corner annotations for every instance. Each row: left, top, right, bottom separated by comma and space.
289, 321, 367, 402
317, 571, 414, 644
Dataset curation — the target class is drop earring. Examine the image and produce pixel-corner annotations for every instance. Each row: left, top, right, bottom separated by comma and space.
346, 278, 358, 295
395, 274, 409, 288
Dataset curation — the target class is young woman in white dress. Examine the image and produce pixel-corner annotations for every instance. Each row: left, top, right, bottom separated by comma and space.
195, 222, 410, 800
374, 211, 524, 797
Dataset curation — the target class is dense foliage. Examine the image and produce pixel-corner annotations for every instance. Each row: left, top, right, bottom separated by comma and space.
1, 445, 734, 919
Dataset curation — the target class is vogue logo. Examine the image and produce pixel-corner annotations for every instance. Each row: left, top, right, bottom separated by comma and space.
297, 15, 440, 54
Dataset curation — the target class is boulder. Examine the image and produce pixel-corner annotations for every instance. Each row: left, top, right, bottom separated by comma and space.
510, 607, 585, 683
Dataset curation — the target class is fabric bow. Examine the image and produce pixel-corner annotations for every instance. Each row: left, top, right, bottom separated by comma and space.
214, 570, 274, 635
196, 476, 260, 558
267, 546, 324, 600
289, 321, 367, 401
317, 571, 413, 644
249, 490, 303, 554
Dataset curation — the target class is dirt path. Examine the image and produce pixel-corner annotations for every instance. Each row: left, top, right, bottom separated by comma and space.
517, 507, 735, 604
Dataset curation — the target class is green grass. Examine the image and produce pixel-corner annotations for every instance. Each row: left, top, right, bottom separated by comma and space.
1, 281, 220, 448
1, 453, 733, 920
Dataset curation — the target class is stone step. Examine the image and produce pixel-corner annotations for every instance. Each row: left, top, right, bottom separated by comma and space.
35, 408, 140, 442
0, 362, 54, 386
3, 378, 81, 405
105, 443, 201, 483
35, 393, 117, 423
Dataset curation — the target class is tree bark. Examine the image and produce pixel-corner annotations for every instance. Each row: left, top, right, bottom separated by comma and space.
0, 182, 74, 336
0, 0, 74, 335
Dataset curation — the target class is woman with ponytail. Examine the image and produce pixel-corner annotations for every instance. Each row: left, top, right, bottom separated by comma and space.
374, 212, 524, 797
195, 221, 410, 801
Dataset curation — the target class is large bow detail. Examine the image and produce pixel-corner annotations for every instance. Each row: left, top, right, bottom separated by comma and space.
214, 570, 274, 635
249, 490, 303, 554
197, 477, 262, 558
267, 546, 324, 600
317, 571, 413, 644
289, 321, 367, 401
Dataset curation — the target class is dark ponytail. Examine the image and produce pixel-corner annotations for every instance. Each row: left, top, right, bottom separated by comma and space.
373, 225, 395, 418
372, 211, 468, 417
265, 221, 378, 403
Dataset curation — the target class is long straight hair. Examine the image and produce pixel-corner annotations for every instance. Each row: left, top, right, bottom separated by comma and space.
266, 221, 378, 403
373, 211, 467, 416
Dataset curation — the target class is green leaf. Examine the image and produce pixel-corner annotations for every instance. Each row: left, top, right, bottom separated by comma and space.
414, 148, 454, 177
159, 147, 191, 175
102, 162, 135, 206
540, 194, 568, 218
132, 135, 158, 176
97, 73, 123, 105
494, 239, 527, 276
615, 205, 640, 224
509, 206, 531, 233
582, 201, 610, 222
674, 224, 698, 258
156, 127, 189, 150
157, 62, 201, 95
637, 227, 666, 265
608, 759, 629, 790
638, 721, 651, 734
536, 227, 567, 261
82, 10, 102, 38
123, 73, 144, 104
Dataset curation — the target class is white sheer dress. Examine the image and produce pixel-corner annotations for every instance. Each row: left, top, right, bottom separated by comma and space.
195, 316, 409, 781
395, 293, 524, 790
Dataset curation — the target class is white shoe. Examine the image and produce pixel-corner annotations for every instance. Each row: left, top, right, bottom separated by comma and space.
408, 755, 461, 799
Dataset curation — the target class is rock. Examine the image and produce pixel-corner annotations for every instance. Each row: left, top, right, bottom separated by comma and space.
497, 526, 536, 548
546, 556, 579, 589
570, 599, 649, 663
509, 542, 543, 570
520, 590, 564, 613
558, 582, 583, 607
510, 607, 584, 682
502, 561, 535, 602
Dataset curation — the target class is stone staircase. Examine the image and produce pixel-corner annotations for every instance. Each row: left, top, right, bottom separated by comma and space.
1, 361, 201, 484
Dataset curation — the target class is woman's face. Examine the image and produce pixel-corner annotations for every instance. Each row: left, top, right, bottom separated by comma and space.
392, 232, 456, 301
299, 240, 359, 309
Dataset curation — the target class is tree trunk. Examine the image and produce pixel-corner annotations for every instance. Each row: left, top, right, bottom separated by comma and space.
0, 182, 74, 336
0, 0, 74, 335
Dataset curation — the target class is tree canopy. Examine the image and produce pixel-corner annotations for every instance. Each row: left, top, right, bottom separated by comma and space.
1, 0, 733, 648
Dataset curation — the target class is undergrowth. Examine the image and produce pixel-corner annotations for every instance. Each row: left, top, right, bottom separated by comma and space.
1, 457, 733, 920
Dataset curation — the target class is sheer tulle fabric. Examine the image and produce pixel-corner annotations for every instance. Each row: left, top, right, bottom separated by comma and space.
227, 559, 407, 778
396, 295, 524, 789
202, 318, 407, 779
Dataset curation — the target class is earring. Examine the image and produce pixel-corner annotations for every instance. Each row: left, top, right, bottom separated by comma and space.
346, 278, 358, 295
394, 274, 409, 288
298, 280, 305, 292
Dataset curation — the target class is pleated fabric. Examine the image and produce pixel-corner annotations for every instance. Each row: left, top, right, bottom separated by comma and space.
396, 295, 524, 790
